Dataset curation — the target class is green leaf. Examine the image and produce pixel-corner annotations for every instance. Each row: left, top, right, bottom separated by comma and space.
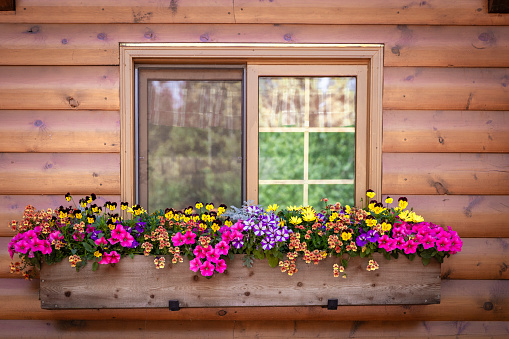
408, 254, 416, 261
267, 255, 279, 268
242, 255, 254, 268
421, 257, 430, 266
82, 242, 95, 252
383, 251, 391, 261
92, 261, 99, 271
129, 253, 134, 259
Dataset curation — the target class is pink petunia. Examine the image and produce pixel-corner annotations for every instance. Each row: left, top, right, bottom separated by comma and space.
189, 258, 202, 272
108, 251, 120, 264
193, 245, 206, 259
393, 236, 406, 250
436, 236, 451, 252
378, 234, 396, 252
402, 239, 418, 254
23, 230, 38, 244
448, 235, 463, 254
215, 259, 227, 273
206, 248, 221, 263
420, 234, 436, 250
172, 232, 184, 247
95, 237, 108, 246
111, 225, 127, 240
120, 232, 135, 247
200, 260, 215, 277
183, 231, 197, 245
214, 241, 230, 256
32, 238, 46, 252
107, 237, 120, 245
49, 231, 63, 245
14, 240, 30, 254
40, 240, 52, 255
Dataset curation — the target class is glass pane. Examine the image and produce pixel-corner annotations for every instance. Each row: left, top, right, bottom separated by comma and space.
308, 184, 355, 208
259, 77, 356, 128
145, 78, 242, 211
308, 132, 355, 180
259, 132, 304, 180
259, 184, 303, 208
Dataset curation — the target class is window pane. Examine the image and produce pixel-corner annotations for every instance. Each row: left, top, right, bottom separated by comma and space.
142, 74, 243, 211
259, 184, 303, 208
308, 132, 355, 180
259, 132, 304, 180
308, 184, 355, 208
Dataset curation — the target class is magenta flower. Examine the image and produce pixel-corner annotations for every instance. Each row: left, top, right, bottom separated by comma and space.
111, 225, 127, 240
436, 237, 451, 252
107, 237, 120, 245
206, 249, 221, 263
23, 230, 38, 244
215, 241, 229, 256
448, 235, 463, 254
14, 240, 30, 254
32, 238, 46, 252
183, 231, 197, 245
189, 258, 202, 272
193, 245, 206, 259
420, 234, 436, 249
171, 232, 184, 247
402, 239, 418, 254
200, 260, 215, 276
49, 231, 63, 244
41, 240, 52, 255
394, 236, 406, 250
215, 259, 227, 273
119, 232, 135, 247
95, 236, 108, 246
378, 234, 396, 252
108, 251, 120, 264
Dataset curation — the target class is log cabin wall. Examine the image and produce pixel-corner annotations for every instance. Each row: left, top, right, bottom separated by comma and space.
0, 0, 508, 337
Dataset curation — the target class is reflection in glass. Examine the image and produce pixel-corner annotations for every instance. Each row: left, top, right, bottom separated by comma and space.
144, 78, 242, 211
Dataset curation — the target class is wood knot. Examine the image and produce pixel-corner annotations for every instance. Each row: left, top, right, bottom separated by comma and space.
34, 120, 43, 127
67, 97, 79, 108
244, 292, 250, 296
200, 34, 209, 42
483, 301, 494, 311
283, 33, 292, 41
193, 275, 199, 281
297, 282, 303, 287
26, 26, 40, 34
217, 310, 227, 316
64, 291, 71, 297
97, 33, 107, 40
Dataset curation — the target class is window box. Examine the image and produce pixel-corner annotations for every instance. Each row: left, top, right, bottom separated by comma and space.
40, 253, 440, 309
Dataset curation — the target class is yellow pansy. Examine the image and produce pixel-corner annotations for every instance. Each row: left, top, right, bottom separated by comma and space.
341, 232, 352, 241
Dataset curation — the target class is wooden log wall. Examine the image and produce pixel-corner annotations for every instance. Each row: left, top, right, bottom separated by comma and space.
0, 0, 508, 337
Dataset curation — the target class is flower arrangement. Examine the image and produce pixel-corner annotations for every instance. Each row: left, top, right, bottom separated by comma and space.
8, 190, 462, 280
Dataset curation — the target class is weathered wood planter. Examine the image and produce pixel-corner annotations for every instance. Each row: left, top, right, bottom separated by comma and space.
40, 254, 440, 309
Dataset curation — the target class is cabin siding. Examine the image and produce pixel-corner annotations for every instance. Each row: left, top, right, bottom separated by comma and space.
0, 0, 508, 337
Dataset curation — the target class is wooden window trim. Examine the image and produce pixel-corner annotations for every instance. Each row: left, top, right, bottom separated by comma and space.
120, 43, 383, 206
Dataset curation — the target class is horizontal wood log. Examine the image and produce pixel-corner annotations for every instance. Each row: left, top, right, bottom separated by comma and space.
383, 110, 509, 153
0, 66, 119, 110
234, 0, 509, 26
0, 153, 120, 195
1, 0, 507, 25
1, 279, 507, 321
0, 110, 120, 153
389, 195, 509, 238
4, 237, 506, 281
382, 153, 509, 195
0, 195, 120, 237
0, 0, 235, 24
1, 24, 508, 67
39, 254, 440, 309
383, 67, 509, 111
0, 320, 508, 339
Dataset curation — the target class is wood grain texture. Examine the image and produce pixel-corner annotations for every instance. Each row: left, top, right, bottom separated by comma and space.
39, 254, 440, 309
1, 0, 507, 25
382, 153, 509, 195
386, 195, 509, 238
0, 0, 235, 24
233, 0, 509, 25
1, 24, 508, 67
0, 320, 508, 339
0, 66, 119, 110
383, 110, 509, 153
3, 237, 505, 281
0, 110, 120, 153
0, 153, 120, 195
0, 194, 121, 237
1, 279, 507, 321
383, 68, 509, 111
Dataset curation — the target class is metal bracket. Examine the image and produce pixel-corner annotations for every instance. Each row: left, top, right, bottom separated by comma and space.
327, 299, 338, 310
169, 300, 180, 311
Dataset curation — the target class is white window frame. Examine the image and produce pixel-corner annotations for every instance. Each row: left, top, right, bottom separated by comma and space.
120, 43, 383, 207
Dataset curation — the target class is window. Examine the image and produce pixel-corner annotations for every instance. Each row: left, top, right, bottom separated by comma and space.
121, 44, 382, 210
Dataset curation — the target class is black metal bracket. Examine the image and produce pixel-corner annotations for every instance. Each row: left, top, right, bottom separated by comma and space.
327, 299, 338, 310
169, 300, 180, 311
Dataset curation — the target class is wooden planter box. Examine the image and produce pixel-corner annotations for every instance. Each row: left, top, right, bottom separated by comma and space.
39, 254, 440, 309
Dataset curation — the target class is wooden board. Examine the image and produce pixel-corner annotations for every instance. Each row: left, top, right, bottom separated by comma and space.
383, 110, 509, 153
39, 254, 441, 309
383, 67, 509, 111
0, 153, 120, 195
0, 110, 120, 153
1, 279, 507, 321
1, 24, 508, 67
387, 195, 509, 238
382, 153, 509, 195
0, 66, 119, 110
4, 237, 505, 280
0, 320, 508, 339
1, 0, 507, 25
0, 195, 121, 237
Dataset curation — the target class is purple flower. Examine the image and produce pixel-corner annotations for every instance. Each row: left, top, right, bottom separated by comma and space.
261, 237, 275, 250
231, 238, 244, 249
367, 229, 379, 243
356, 233, 368, 247
253, 222, 267, 236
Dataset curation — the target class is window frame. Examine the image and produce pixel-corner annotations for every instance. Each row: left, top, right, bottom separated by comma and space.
120, 43, 383, 207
